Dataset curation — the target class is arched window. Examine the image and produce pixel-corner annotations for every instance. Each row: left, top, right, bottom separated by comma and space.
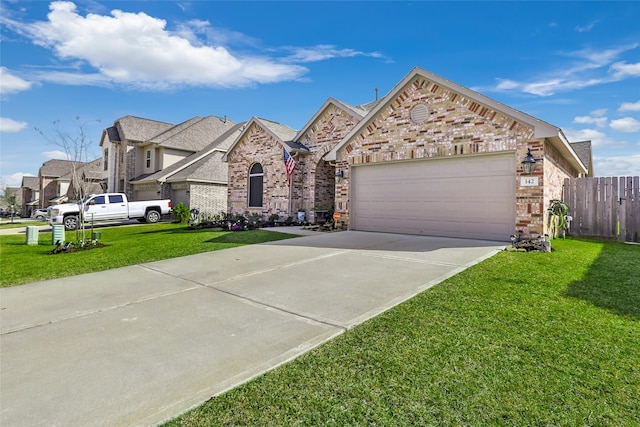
248, 163, 263, 207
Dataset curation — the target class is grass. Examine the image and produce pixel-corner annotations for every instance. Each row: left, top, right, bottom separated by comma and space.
0, 223, 296, 287
0, 220, 46, 229
164, 239, 640, 426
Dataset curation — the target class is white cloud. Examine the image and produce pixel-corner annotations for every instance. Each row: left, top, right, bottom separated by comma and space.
619, 100, 640, 112
42, 150, 72, 160
1, 172, 34, 189
590, 108, 607, 117
610, 117, 640, 132
563, 128, 618, 147
283, 45, 383, 63
0, 67, 33, 95
575, 20, 599, 33
593, 154, 640, 177
0, 117, 28, 133
489, 43, 639, 96
573, 115, 607, 128
5, 1, 309, 89
610, 61, 640, 78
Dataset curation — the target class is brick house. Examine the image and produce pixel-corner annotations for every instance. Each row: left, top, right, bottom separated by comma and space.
100, 115, 236, 212
37, 158, 103, 208
226, 67, 591, 241
224, 98, 380, 223
21, 176, 39, 217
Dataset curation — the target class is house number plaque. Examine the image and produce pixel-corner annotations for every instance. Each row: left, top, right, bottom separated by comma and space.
520, 176, 539, 187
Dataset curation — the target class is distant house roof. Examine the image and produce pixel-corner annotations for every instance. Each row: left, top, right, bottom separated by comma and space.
114, 116, 173, 142
39, 159, 83, 178
570, 141, 593, 177
133, 122, 246, 184
150, 116, 236, 152
21, 176, 39, 189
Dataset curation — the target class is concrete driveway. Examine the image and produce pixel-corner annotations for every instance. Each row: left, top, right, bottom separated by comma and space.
0, 230, 505, 427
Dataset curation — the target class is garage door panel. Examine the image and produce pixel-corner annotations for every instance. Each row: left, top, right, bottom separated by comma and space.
351, 154, 515, 241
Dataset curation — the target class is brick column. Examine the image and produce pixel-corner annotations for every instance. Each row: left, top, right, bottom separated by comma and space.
515, 140, 545, 237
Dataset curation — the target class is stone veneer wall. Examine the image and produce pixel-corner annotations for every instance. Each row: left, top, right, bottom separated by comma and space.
335, 75, 537, 232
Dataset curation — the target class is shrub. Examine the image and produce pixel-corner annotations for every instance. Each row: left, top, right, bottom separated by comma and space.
172, 202, 191, 224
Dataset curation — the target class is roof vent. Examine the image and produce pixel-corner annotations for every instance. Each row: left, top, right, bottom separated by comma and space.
410, 104, 428, 124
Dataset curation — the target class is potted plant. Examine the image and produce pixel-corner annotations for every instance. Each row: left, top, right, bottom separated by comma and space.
547, 199, 571, 239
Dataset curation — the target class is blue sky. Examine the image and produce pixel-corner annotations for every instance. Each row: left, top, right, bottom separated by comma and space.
1, 1, 639, 190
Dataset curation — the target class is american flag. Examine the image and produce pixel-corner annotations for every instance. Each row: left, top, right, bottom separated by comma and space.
283, 148, 296, 184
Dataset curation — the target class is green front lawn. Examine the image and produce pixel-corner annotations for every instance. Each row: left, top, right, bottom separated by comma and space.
0, 220, 46, 229
165, 239, 640, 426
0, 223, 296, 287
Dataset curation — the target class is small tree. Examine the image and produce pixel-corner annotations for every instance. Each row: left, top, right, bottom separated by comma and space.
36, 117, 101, 244
3, 188, 18, 223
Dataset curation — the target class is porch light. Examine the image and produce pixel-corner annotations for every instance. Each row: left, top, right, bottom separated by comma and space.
521, 148, 536, 175
335, 169, 344, 183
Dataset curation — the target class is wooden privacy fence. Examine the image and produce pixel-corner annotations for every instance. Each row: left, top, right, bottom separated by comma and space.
563, 176, 639, 242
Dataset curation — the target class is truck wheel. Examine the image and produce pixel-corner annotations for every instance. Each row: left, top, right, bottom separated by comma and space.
145, 210, 161, 224
64, 215, 78, 230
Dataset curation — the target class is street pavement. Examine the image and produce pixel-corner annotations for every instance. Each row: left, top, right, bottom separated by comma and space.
0, 229, 506, 426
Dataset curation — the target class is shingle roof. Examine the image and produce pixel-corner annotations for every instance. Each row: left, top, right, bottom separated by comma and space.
106, 126, 121, 142
257, 118, 298, 142
21, 176, 39, 189
165, 151, 226, 183
115, 116, 174, 142
133, 122, 246, 184
39, 159, 83, 178
150, 116, 236, 152
570, 141, 593, 176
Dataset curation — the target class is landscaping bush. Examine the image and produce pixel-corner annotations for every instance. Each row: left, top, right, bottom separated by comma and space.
172, 202, 190, 223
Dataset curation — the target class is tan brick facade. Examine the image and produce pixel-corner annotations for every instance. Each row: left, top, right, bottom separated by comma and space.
227, 122, 295, 217
335, 75, 540, 234
227, 104, 361, 221
226, 68, 588, 239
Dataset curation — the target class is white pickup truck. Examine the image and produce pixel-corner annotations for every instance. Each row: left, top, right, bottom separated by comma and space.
48, 193, 172, 230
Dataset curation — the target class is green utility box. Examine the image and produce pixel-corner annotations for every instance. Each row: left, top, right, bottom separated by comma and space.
25, 226, 39, 245
52, 224, 65, 245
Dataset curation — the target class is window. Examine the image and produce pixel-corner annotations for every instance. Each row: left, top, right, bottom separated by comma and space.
104, 148, 109, 171
248, 163, 263, 207
92, 196, 106, 205
146, 150, 151, 168
108, 194, 124, 203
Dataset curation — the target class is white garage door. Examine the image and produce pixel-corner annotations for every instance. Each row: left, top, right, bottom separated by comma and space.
351, 154, 515, 241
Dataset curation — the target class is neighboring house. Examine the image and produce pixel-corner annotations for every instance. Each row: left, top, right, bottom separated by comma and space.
135, 122, 246, 215
21, 176, 39, 217
100, 115, 236, 210
226, 67, 592, 241
37, 158, 104, 208
224, 98, 380, 223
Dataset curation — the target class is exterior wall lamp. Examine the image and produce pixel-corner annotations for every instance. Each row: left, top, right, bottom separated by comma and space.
335, 169, 344, 183
521, 148, 536, 175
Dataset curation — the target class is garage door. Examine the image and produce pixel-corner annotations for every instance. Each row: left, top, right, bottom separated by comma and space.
350, 154, 515, 241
